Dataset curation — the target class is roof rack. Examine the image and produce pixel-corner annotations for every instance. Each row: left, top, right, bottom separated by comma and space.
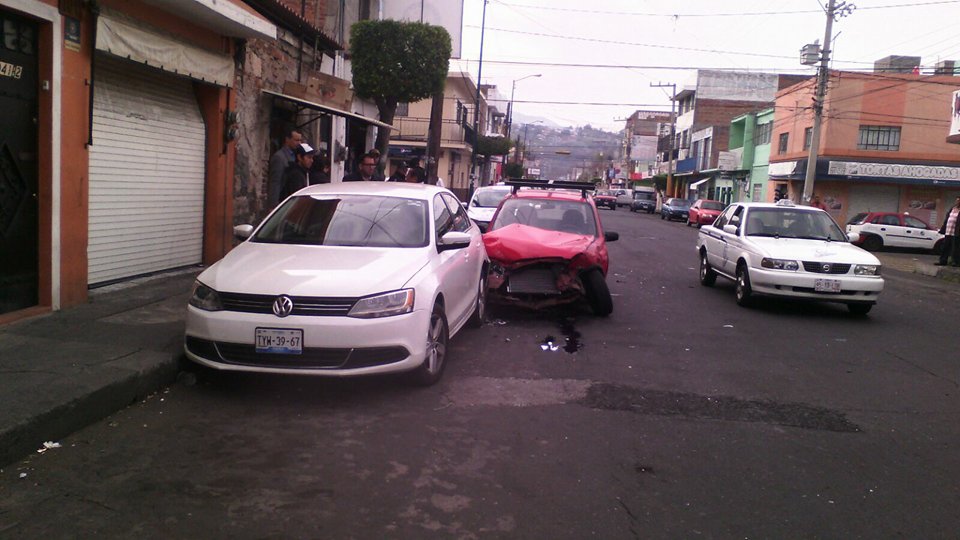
504, 179, 596, 197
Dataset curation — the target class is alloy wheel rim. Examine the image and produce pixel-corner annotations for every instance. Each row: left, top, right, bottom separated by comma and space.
700, 256, 707, 279
426, 315, 446, 375
477, 279, 487, 321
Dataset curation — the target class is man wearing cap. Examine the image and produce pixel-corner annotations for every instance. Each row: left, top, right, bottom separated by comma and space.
267, 128, 302, 208
279, 143, 316, 201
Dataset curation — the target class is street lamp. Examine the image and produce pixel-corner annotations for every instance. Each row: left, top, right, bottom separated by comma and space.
506, 74, 541, 141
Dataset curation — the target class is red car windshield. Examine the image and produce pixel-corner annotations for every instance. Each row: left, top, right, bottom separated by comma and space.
491, 198, 597, 236
702, 201, 725, 211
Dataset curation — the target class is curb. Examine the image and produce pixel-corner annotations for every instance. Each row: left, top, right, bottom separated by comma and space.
0, 349, 182, 468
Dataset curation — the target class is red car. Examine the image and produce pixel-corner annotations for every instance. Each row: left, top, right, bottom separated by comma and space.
482, 181, 619, 316
687, 199, 725, 227
593, 190, 617, 211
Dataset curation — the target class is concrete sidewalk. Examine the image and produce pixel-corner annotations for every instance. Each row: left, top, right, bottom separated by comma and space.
1, 251, 957, 468
0, 268, 200, 467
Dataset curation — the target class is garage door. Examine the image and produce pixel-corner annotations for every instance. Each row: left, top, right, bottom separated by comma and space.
88, 55, 205, 285
846, 184, 900, 217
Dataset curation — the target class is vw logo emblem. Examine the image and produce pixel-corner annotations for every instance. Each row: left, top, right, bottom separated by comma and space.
272, 295, 294, 318
822, 264, 831, 273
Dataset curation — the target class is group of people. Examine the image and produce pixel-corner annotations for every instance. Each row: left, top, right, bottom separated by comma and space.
267, 128, 437, 210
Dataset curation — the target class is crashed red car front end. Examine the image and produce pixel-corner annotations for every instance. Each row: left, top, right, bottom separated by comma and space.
481, 182, 617, 314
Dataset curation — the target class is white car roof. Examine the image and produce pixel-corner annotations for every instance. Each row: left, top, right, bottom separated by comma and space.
296, 181, 452, 201
734, 201, 824, 211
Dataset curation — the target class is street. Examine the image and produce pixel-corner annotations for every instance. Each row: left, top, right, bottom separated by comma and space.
3, 209, 960, 538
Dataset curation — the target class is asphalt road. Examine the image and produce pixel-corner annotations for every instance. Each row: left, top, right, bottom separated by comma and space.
3, 209, 960, 538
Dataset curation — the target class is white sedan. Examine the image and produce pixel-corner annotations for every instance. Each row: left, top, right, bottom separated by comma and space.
184, 182, 488, 385
466, 185, 512, 231
696, 200, 884, 315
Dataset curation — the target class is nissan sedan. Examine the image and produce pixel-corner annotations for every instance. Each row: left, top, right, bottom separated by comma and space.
184, 183, 488, 386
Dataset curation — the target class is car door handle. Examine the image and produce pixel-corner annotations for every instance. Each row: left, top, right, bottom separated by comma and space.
879, 227, 886, 231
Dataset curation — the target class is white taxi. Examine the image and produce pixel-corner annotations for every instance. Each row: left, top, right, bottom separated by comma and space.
696, 200, 884, 315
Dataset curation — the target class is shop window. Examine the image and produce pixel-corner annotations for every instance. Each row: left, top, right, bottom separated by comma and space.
858, 125, 901, 151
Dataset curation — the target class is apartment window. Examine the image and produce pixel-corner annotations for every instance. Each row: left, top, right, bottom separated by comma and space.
803, 127, 813, 151
396, 102, 409, 117
755, 122, 772, 145
858, 125, 901, 151
777, 133, 788, 154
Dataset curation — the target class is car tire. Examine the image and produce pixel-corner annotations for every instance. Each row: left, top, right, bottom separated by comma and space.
467, 272, 488, 328
848, 303, 873, 316
862, 235, 883, 252
583, 269, 613, 316
686, 218, 692, 227
660, 213, 665, 220
699, 251, 717, 286
735, 262, 753, 307
408, 303, 448, 386
933, 239, 943, 255
611, 205, 616, 211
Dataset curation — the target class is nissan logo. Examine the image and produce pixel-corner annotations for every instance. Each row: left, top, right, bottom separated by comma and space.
272, 295, 294, 317
822, 264, 831, 273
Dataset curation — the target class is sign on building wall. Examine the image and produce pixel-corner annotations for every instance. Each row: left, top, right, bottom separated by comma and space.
382, 0, 465, 58
828, 161, 960, 182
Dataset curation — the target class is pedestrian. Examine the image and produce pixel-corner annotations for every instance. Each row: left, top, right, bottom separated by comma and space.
404, 157, 426, 183
937, 196, 960, 266
387, 162, 407, 182
309, 151, 331, 184
279, 143, 316, 201
342, 152, 382, 181
267, 128, 302, 208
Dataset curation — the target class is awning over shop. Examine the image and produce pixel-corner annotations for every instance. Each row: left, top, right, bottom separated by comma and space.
263, 90, 394, 130
689, 178, 710, 189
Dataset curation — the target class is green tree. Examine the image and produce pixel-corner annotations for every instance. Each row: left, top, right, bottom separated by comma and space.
476, 135, 512, 157
350, 20, 452, 160
503, 162, 524, 178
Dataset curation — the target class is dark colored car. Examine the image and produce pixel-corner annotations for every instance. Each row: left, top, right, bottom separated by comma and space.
660, 198, 691, 221
630, 190, 656, 213
687, 199, 725, 227
483, 181, 619, 316
594, 190, 617, 210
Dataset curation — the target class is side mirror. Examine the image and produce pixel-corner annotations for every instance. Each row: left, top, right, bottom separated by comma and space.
847, 232, 860, 243
438, 231, 472, 252
722, 224, 739, 235
234, 224, 254, 239
604, 231, 619, 242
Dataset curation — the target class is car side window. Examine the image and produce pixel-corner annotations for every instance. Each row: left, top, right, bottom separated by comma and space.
715, 205, 737, 229
870, 215, 884, 224
433, 195, 453, 238
728, 206, 744, 230
904, 216, 928, 229
879, 215, 900, 226
441, 193, 472, 233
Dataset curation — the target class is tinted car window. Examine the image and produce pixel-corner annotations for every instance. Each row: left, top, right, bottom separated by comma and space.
667, 198, 690, 208
472, 188, 511, 208
904, 215, 929, 229
744, 208, 846, 240
703, 201, 725, 211
434, 195, 453, 237
847, 213, 869, 225
879, 215, 901, 226
442, 193, 472, 233
254, 195, 429, 247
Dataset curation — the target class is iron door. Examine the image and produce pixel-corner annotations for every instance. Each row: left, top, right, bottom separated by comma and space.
0, 11, 38, 314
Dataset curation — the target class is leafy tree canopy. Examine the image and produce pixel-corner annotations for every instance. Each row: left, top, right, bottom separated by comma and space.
503, 162, 524, 178
476, 135, 512, 157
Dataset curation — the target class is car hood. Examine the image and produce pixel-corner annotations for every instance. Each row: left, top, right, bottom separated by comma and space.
197, 242, 430, 296
483, 224, 596, 263
468, 206, 497, 223
747, 237, 881, 264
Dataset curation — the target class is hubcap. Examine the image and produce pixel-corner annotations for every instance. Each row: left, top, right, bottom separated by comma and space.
425, 315, 446, 375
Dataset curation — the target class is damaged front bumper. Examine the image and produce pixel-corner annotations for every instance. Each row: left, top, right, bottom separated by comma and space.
487, 259, 586, 308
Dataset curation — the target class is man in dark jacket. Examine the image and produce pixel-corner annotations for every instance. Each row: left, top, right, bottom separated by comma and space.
267, 128, 302, 208
937, 196, 960, 266
342, 152, 384, 181
279, 143, 316, 201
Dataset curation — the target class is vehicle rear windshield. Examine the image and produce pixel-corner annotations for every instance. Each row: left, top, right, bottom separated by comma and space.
253, 195, 429, 247
702, 201, 725, 210
744, 208, 847, 241
491, 199, 597, 236
634, 192, 655, 200
846, 213, 869, 225
667, 199, 690, 207
473, 189, 511, 208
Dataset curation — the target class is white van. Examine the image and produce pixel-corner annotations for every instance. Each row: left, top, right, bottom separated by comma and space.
615, 188, 634, 207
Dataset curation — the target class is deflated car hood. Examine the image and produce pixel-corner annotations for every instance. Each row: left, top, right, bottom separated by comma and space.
483, 224, 596, 263
197, 242, 430, 297
748, 237, 881, 265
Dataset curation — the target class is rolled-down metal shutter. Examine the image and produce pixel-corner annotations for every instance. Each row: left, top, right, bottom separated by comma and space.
847, 184, 900, 216
88, 55, 206, 285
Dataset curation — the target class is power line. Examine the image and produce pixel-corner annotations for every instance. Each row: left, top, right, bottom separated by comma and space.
495, 0, 960, 18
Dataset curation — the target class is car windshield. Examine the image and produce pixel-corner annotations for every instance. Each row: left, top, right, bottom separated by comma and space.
490, 198, 597, 236
702, 201, 725, 210
472, 189, 511, 208
253, 194, 429, 247
744, 208, 847, 241
667, 199, 690, 208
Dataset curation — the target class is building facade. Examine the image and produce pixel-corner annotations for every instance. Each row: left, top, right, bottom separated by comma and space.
768, 70, 960, 226
723, 108, 775, 203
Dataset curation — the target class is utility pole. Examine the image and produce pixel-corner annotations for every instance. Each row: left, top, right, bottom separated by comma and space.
651, 82, 676, 198
469, 0, 489, 194
802, 0, 854, 204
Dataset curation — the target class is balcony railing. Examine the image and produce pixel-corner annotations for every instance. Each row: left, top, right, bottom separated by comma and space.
392, 117, 472, 146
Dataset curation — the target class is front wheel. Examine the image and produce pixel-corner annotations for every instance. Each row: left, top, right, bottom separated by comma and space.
467, 272, 488, 328
699, 252, 717, 286
583, 269, 613, 316
660, 213, 665, 220
862, 235, 883, 252
735, 263, 753, 307
407, 303, 449, 386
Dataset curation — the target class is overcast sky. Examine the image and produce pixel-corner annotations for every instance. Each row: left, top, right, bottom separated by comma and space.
449, 0, 960, 132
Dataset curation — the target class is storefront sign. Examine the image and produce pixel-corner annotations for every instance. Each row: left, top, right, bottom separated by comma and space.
828, 161, 960, 182
768, 160, 799, 177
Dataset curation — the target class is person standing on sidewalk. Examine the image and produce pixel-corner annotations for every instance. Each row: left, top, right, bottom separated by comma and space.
267, 129, 302, 208
937, 196, 960, 266
279, 143, 316, 200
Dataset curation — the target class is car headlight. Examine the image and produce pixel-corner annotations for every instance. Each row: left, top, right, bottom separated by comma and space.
760, 258, 799, 271
854, 264, 881, 276
348, 289, 415, 318
189, 281, 223, 311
